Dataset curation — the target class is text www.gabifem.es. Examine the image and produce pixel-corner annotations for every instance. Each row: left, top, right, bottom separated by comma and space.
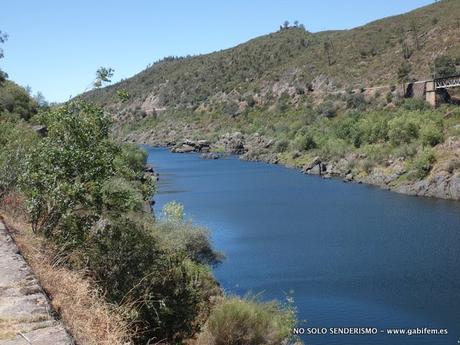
293, 327, 449, 336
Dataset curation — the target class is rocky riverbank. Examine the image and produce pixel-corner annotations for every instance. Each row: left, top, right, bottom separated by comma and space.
124, 129, 460, 202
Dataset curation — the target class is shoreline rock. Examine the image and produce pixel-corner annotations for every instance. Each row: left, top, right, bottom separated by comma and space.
128, 132, 460, 202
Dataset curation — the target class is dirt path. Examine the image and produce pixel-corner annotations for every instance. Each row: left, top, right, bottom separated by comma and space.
0, 220, 72, 345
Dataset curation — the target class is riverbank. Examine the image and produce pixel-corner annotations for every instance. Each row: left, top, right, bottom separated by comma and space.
123, 127, 460, 201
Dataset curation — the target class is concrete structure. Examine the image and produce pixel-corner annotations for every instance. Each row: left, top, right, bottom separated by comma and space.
415, 74, 460, 107
0, 220, 72, 345
425, 80, 437, 107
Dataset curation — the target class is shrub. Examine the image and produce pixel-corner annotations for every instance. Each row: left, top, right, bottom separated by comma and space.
420, 122, 443, 147
293, 133, 316, 151
411, 148, 436, 179
361, 144, 391, 166
156, 219, 223, 266
385, 91, 393, 104
198, 296, 297, 345
357, 116, 388, 144
163, 201, 185, 221
86, 216, 219, 344
402, 98, 429, 111
274, 139, 289, 153
393, 142, 418, 159
345, 93, 367, 110
20, 101, 119, 235
318, 138, 349, 159
316, 100, 337, 118
0, 121, 37, 198
360, 159, 374, 174
388, 116, 419, 145
433, 55, 456, 78
157, 202, 223, 266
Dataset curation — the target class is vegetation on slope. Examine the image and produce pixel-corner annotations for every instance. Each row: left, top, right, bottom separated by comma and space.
83, 0, 460, 121
79, 0, 460, 199
0, 98, 300, 344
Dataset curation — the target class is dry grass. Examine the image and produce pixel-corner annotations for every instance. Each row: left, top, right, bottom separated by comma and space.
0, 202, 133, 345
0, 315, 52, 340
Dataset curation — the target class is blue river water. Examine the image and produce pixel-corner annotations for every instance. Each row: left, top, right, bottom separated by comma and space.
147, 147, 460, 345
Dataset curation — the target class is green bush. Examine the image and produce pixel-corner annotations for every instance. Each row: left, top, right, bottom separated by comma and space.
274, 139, 290, 153
20, 101, 119, 235
393, 142, 418, 159
402, 98, 429, 111
86, 215, 219, 344
345, 93, 367, 110
162, 200, 185, 221
0, 121, 37, 198
158, 202, 223, 265
388, 116, 419, 145
316, 100, 337, 118
198, 296, 297, 345
0, 81, 38, 120
420, 122, 443, 147
411, 148, 436, 179
357, 116, 388, 144
318, 138, 349, 159
293, 133, 316, 151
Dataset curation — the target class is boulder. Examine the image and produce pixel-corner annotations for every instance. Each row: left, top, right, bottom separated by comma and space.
144, 164, 155, 173
32, 125, 48, 137
303, 156, 322, 173
172, 144, 195, 153
201, 153, 219, 160
344, 173, 354, 182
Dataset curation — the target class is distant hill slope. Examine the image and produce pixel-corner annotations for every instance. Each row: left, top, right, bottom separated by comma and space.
83, 0, 460, 121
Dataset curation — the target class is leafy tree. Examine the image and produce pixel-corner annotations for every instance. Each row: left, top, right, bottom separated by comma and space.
94, 67, 114, 88
283, 20, 289, 29
20, 101, 121, 234
388, 116, 419, 145
0, 82, 38, 120
0, 122, 38, 199
323, 40, 335, 66
397, 61, 412, 84
432, 55, 456, 78
410, 20, 421, 50
0, 30, 8, 82
33, 91, 48, 107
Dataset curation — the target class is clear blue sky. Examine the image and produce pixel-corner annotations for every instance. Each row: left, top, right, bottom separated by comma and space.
1, 0, 434, 102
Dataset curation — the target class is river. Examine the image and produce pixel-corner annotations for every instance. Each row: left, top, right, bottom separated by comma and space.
147, 147, 460, 345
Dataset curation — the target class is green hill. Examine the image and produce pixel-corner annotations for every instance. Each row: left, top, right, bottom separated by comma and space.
80, 0, 460, 202
83, 0, 460, 120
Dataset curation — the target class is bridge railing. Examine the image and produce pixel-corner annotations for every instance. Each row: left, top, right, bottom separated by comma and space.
434, 75, 460, 89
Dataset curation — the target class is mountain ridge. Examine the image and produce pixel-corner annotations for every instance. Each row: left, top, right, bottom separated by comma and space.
82, 0, 460, 122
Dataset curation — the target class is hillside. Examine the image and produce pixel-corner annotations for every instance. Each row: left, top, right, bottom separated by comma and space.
80, 0, 460, 202
83, 0, 460, 121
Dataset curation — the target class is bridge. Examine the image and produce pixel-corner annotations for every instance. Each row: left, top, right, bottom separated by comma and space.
434, 75, 460, 89
423, 74, 460, 107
